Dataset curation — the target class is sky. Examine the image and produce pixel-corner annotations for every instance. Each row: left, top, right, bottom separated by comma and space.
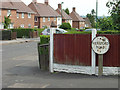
21, 0, 110, 16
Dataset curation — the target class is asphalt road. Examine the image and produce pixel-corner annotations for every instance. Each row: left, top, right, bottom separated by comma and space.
2, 41, 119, 88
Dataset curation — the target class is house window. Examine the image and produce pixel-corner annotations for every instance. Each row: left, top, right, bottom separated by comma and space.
17, 13, 19, 18
28, 13, 31, 18
54, 17, 56, 21
43, 17, 45, 22
0, 9, 1, 16
28, 24, 31, 28
58, 17, 60, 21
22, 13, 24, 18
48, 17, 50, 21
20, 24, 24, 28
7, 10, 11, 16
35, 17, 38, 22
8, 23, 14, 29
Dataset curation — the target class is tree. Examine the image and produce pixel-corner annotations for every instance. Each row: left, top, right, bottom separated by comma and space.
97, 16, 114, 31
64, 8, 70, 15
106, 0, 120, 30
3, 15, 11, 29
86, 9, 96, 28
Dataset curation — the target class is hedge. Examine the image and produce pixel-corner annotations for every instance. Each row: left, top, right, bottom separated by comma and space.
0, 30, 11, 40
65, 30, 120, 34
40, 35, 50, 44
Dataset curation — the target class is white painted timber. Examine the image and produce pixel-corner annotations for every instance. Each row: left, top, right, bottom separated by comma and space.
49, 28, 54, 73
91, 29, 97, 74
54, 63, 119, 75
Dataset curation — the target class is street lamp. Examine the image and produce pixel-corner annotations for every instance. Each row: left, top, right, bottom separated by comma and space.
61, 2, 64, 24
96, 0, 98, 30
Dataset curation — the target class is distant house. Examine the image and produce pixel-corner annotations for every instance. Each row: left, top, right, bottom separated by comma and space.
0, 0, 35, 29
69, 7, 85, 29
83, 18, 92, 28
28, 0, 62, 28
56, 4, 72, 27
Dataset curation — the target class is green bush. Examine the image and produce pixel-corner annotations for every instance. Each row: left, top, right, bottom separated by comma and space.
1, 30, 11, 40
35, 28, 44, 36
59, 23, 71, 30
11, 28, 34, 38
40, 35, 50, 44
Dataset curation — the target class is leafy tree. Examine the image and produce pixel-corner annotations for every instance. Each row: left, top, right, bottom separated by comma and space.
3, 15, 11, 29
86, 9, 96, 28
64, 8, 70, 15
59, 23, 71, 30
97, 16, 114, 31
106, 0, 120, 30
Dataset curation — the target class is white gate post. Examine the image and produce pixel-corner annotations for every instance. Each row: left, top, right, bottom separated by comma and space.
91, 29, 97, 74
49, 28, 54, 73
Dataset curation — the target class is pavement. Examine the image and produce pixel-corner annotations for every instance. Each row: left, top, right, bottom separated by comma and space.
0, 37, 40, 45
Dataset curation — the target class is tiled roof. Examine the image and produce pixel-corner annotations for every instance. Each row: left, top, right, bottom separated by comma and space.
28, 2, 61, 17
69, 11, 85, 22
0, 0, 35, 13
56, 8, 72, 20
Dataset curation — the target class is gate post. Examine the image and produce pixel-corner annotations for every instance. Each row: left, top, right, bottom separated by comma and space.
91, 29, 97, 75
49, 28, 54, 73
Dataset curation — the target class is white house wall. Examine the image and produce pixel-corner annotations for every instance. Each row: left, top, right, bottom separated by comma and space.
57, 17, 62, 28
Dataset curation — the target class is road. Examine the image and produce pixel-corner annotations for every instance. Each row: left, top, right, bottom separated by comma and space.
2, 41, 119, 88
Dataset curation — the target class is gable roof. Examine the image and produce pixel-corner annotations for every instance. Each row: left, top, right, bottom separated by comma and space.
0, 0, 35, 13
69, 11, 85, 22
28, 2, 61, 17
56, 8, 72, 20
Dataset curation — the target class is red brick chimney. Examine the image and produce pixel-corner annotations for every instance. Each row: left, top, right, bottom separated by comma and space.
58, 4, 61, 9
32, 0, 37, 4
73, 7, 76, 12
45, 0, 49, 5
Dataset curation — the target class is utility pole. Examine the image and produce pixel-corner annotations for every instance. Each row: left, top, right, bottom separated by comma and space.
96, 0, 98, 30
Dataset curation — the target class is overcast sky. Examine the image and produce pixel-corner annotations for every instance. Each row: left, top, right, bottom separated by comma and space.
21, 0, 110, 16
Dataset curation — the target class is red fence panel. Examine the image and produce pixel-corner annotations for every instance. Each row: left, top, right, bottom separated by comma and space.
54, 34, 120, 67
54, 34, 91, 66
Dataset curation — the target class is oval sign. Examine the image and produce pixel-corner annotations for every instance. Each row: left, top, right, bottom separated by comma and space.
92, 36, 110, 54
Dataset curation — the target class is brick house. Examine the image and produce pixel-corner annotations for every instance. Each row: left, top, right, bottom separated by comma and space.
83, 18, 92, 28
56, 4, 72, 27
0, 0, 35, 29
69, 7, 85, 29
28, 0, 62, 28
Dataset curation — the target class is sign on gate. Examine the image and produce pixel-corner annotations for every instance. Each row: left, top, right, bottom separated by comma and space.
92, 36, 110, 55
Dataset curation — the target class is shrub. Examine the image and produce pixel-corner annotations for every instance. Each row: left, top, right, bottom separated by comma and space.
59, 23, 71, 30
35, 28, 44, 36
40, 35, 50, 44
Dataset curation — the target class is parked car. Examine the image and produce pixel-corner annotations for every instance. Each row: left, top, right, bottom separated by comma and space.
41, 28, 68, 35
85, 28, 100, 32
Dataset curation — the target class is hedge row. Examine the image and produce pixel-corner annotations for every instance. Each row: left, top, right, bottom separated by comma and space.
40, 35, 50, 44
0, 30, 11, 40
65, 30, 120, 34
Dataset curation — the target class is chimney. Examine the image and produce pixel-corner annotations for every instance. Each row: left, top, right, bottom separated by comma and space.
58, 4, 61, 9
32, 0, 37, 4
45, 0, 49, 5
73, 7, 76, 12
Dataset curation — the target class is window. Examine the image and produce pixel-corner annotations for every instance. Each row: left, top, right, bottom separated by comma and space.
28, 13, 31, 18
20, 24, 24, 28
17, 13, 19, 18
7, 10, 11, 16
48, 17, 50, 21
8, 23, 14, 29
22, 13, 24, 18
28, 24, 31, 28
54, 17, 56, 21
58, 17, 60, 21
43, 17, 45, 22
0, 9, 1, 16
35, 17, 38, 22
